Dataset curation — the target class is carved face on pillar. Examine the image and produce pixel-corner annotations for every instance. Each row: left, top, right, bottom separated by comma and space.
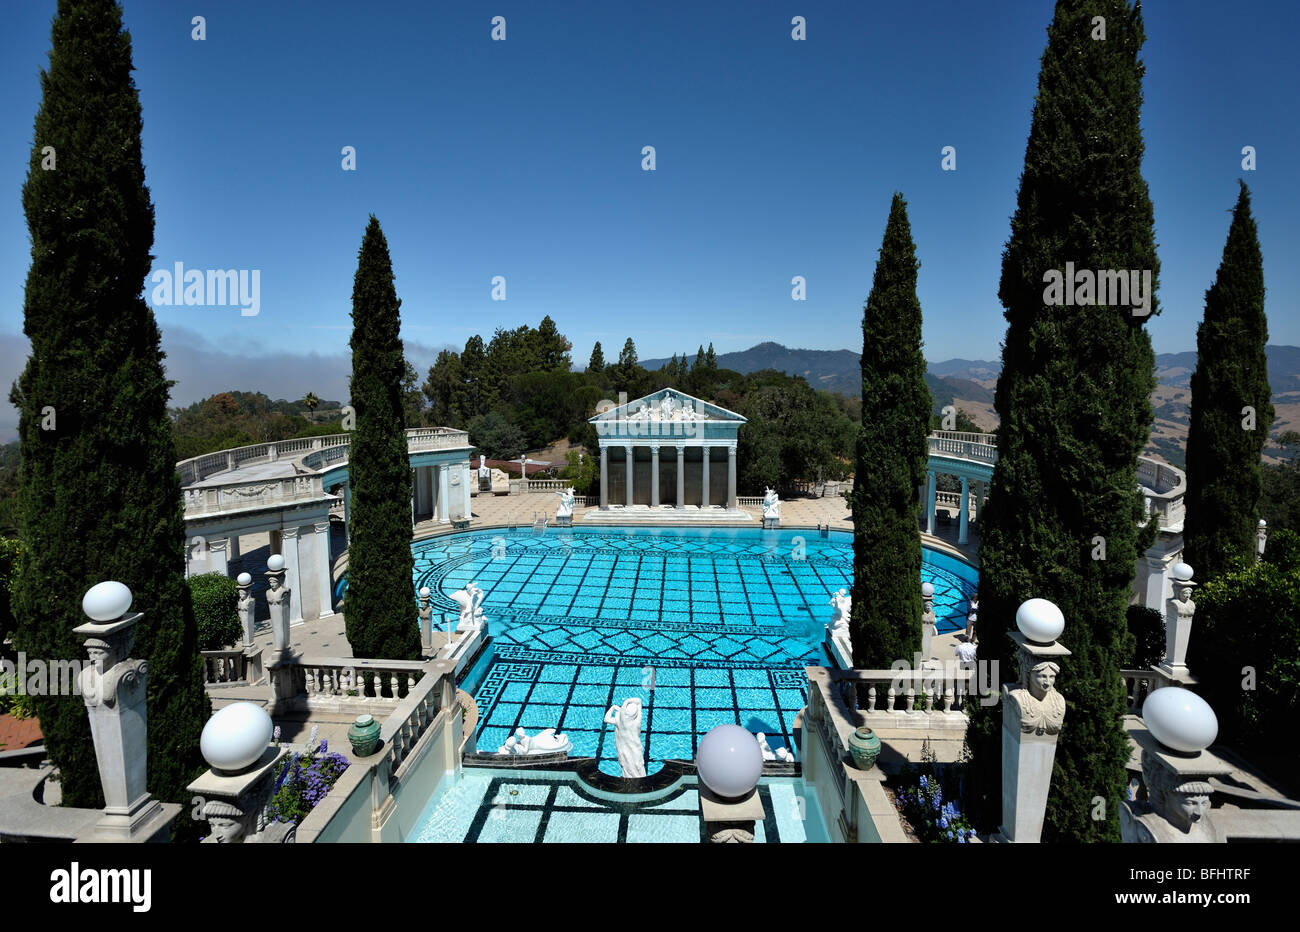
1029, 662, 1058, 701
1173, 792, 1210, 830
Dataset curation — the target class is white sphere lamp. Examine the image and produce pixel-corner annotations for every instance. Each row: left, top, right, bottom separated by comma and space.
1171, 562, 1193, 582
200, 701, 274, 772
1016, 598, 1064, 644
419, 587, 431, 598
696, 724, 763, 799
921, 582, 935, 598
82, 581, 133, 622
236, 572, 252, 587
267, 554, 286, 572
1142, 687, 1218, 754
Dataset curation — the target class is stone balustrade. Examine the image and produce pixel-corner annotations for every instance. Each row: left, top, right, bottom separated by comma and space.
201, 649, 252, 685
928, 431, 998, 464
1121, 667, 1171, 714
1136, 456, 1186, 532
737, 496, 765, 506
853, 667, 976, 714
298, 658, 427, 711
183, 474, 326, 516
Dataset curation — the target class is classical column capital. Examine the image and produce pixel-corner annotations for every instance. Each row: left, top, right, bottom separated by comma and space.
728, 444, 737, 455
282, 526, 301, 540
313, 520, 330, 535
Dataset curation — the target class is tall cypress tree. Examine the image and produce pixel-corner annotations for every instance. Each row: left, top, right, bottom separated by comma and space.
343, 216, 421, 661
849, 193, 932, 669
1182, 182, 1271, 584
587, 341, 605, 374
10, 0, 208, 826
966, 0, 1158, 842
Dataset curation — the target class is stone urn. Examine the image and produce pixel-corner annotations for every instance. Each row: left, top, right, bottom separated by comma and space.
347, 714, 381, 757
847, 726, 881, 771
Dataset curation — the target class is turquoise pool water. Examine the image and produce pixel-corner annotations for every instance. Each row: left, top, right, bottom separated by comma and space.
408, 768, 830, 843
408, 526, 977, 777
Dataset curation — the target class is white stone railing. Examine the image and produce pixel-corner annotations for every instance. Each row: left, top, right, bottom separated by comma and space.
1120, 668, 1173, 714
737, 496, 764, 506
201, 649, 252, 685
300, 657, 428, 705
520, 478, 568, 492
850, 667, 976, 714
183, 474, 327, 516
178, 428, 471, 487
1136, 456, 1186, 533
928, 432, 998, 464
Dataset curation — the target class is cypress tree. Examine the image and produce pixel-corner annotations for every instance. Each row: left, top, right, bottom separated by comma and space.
966, 0, 1159, 842
10, 0, 209, 827
1182, 182, 1271, 584
849, 193, 932, 668
343, 216, 421, 661
587, 341, 605, 374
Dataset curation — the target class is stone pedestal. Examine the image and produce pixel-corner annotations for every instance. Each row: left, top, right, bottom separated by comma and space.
1156, 568, 1197, 684
266, 564, 292, 663
73, 608, 179, 843
188, 745, 294, 843
993, 632, 1070, 844
554, 515, 573, 527
267, 654, 306, 717
1119, 729, 1232, 844
763, 516, 779, 529
699, 783, 766, 843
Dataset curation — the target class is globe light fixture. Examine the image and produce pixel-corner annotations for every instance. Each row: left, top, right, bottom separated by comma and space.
1015, 597, 1064, 644
82, 581, 133, 622
696, 724, 763, 799
267, 554, 286, 572
419, 587, 431, 598
1142, 687, 1218, 754
1171, 562, 1193, 582
237, 572, 252, 587
200, 701, 274, 772
921, 582, 935, 598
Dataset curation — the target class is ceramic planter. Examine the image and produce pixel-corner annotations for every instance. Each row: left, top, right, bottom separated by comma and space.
847, 726, 881, 771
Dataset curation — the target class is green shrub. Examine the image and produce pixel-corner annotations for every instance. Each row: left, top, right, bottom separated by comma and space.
1126, 604, 1165, 669
0, 671, 37, 720
186, 572, 240, 650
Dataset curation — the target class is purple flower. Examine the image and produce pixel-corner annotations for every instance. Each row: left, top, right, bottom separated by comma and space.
319, 739, 328, 755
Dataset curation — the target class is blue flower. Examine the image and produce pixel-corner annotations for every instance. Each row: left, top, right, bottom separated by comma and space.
956, 833, 966, 844
932, 795, 942, 812
966, 828, 976, 840
946, 830, 954, 840
319, 739, 328, 755
919, 775, 929, 789
938, 816, 949, 829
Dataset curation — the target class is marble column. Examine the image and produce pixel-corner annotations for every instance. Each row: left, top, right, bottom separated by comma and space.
651, 445, 660, 507
410, 469, 416, 528
925, 471, 937, 535
462, 463, 472, 519
342, 484, 351, 548
207, 538, 230, 578
314, 520, 333, 616
282, 527, 303, 624
600, 445, 609, 509
701, 447, 710, 508
958, 476, 970, 545
676, 444, 685, 509
727, 444, 737, 510
228, 535, 241, 561
1157, 565, 1196, 683
625, 445, 634, 507
439, 464, 451, 523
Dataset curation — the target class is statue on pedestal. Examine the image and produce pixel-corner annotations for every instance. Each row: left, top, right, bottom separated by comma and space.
604, 698, 646, 778
762, 487, 781, 521
201, 796, 295, 844
237, 581, 255, 647
1121, 753, 1225, 844
450, 581, 487, 632
1006, 660, 1066, 735
555, 487, 575, 520
828, 588, 853, 660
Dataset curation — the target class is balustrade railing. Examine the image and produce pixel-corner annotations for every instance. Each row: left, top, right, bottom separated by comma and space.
1121, 668, 1168, 714
300, 658, 426, 702
851, 667, 975, 714
201, 649, 250, 685
928, 433, 998, 464
183, 475, 326, 515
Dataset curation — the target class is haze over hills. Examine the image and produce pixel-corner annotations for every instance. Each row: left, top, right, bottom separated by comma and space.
644, 342, 1300, 467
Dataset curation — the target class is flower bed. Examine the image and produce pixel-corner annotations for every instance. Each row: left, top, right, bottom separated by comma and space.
266, 743, 350, 826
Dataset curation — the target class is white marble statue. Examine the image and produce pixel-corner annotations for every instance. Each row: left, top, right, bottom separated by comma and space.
604, 698, 646, 778
497, 726, 573, 756
762, 487, 781, 520
1121, 755, 1225, 844
555, 487, 575, 519
1006, 660, 1067, 736
660, 393, 677, 420
828, 589, 852, 639
756, 732, 794, 763
450, 581, 487, 632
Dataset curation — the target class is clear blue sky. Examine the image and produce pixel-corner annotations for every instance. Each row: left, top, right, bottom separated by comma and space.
1, 0, 1297, 418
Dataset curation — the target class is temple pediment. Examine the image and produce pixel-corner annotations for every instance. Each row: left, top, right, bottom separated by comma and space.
589, 388, 746, 424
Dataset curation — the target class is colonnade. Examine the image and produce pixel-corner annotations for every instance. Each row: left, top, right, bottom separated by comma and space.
598, 442, 738, 510
920, 470, 989, 545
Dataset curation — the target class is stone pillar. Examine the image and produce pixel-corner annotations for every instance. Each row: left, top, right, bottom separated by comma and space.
727, 444, 737, 510
600, 445, 609, 509
462, 463, 472, 519
1156, 563, 1196, 683
439, 464, 451, 523
228, 535, 241, 561
676, 444, 686, 509
994, 610, 1070, 844
625, 445, 634, 507
1142, 554, 1166, 613
920, 583, 937, 666
206, 537, 230, 578
700, 784, 766, 844
651, 445, 660, 506
1120, 724, 1232, 844
701, 447, 710, 508
410, 469, 416, 528
74, 584, 179, 841
189, 746, 292, 844
342, 485, 351, 548
958, 476, 970, 545
418, 588, 434, 652
236, 573, 255, 647
925, 471, 937, 535
265, 557, 291, 658
1257, 519, 1268, 562
281, 528, 303, 624
314, 520, 334, 616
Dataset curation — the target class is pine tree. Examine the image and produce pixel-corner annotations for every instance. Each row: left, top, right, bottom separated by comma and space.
1182, 181, 1271, 584
10, 0, 209, 827
694, 346, 705, 371
966, 0, 1159, 842
849, 193, 932, 669
705, 343, 717, 371
461, 335, 487, 418
343, 216, 421, 662
587, 341, 605, 374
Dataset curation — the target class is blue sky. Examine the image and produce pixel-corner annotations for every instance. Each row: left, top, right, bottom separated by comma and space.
1, 0, 1297, 421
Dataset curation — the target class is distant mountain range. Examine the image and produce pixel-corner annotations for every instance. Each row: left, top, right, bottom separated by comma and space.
643, 341, 1300, 467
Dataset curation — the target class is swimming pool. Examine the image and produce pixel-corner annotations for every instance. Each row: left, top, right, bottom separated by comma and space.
407, 767, 830, 843
410, 526, 977, 777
